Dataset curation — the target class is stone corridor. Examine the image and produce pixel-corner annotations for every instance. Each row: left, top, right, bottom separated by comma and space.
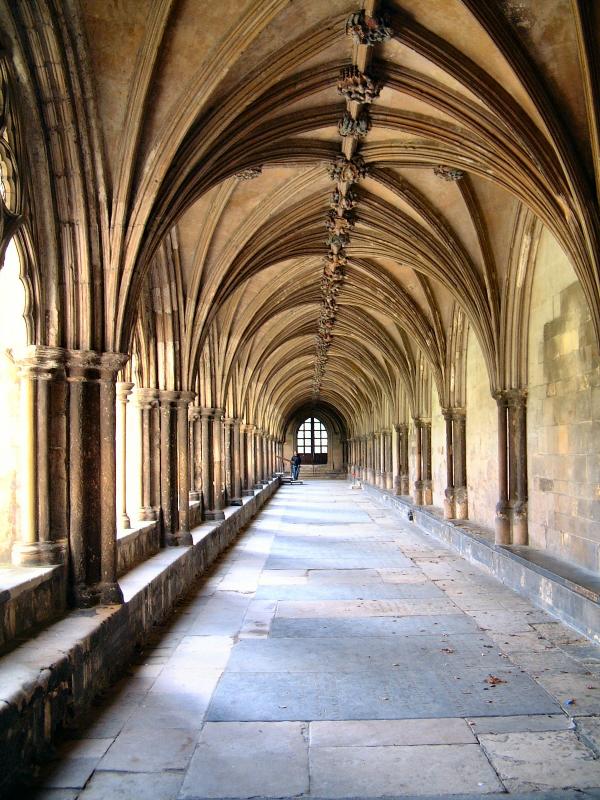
32, 483, 600, 799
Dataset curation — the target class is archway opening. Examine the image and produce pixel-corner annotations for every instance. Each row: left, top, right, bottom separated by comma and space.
297, 416, 328, 465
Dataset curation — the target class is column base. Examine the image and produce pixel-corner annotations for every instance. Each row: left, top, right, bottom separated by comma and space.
12, 540, 67, 567
495, 504, 511, 545
253, 483, 264, 490
444, 492, 456, 520
242, 489, 255, 496
230, 497, 243, 506
71, 580, 124, 608
138, 506, 158, 522
120, 514, 131, 530
512, 504, 528, 545
455, 488, 469, 520
205, 509, 225, 521
400, 476, 410, 495
166, 531, 193, 546
385, 473, 393, 491
423, 481, 433, 505
413, 481, 424, 506
189, 491, 200, 501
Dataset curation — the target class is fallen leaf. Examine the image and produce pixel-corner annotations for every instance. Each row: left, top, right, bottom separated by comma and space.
485, 675, 507, 686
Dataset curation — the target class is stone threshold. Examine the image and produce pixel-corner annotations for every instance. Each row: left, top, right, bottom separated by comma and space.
362, 482, 600, 644
0, 478, 280, 795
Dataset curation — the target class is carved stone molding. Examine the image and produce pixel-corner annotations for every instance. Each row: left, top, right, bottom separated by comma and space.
337, 66, 381, 104
434, 165, 465, 182
338, 111, 370, 139
235, 167, 262, 180
345, 10, 392, 46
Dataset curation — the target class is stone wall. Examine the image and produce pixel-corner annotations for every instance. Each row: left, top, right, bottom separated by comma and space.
466, 329, 498, 530
431, 390, 446, 509
527, 230, 600, 570
0, 479, 280, 795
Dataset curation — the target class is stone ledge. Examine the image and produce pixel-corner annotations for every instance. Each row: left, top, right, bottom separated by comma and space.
0, 565, 66, 655
0, 478, 279, 795
362, 483, 600, 644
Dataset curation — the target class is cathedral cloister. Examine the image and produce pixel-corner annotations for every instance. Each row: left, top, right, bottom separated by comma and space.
1, 1, 600, 798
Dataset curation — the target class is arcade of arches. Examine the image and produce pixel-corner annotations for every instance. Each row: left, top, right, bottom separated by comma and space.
1, 0, 600, 793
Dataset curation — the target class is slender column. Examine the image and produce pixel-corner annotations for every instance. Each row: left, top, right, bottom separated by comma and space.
262, 432, 269, 483
400, 423, 410, 495
223, 417, 234, 502
375, 432, 382, 487
188, 405, 201, 501
116, 382, 134, 529
384, 432, 391, 490
133, 388, 157, 521
210, 408, 226, 518
243, 424, 255, 495
453, 410, 468, 520
254, 429, 263, 488
495, 392, 511, 545
200, 408, 215, 515
422, 420, 433, 505
413, 419, 423, 505
175, 392, 194, 543
12, 346, 67, 567
362, 436, 368, 482
66, 351, 127, 606
392, 425, 401, 495
508, 390, 528, 545
158, 390, 180, 545
366, 434, 374, 484
443, 410, 455, 519
231, 418, 243, 504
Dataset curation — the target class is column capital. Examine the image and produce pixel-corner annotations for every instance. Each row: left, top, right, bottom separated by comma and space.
157, 389, 180, 405
200, 406, 214, 419
242, 422, 255, 433
13, 344, 65, 379
223, 417, 235, 428
116, 381, 135, 401
177, 390, 196, 405
64, 349, 128, 382
212, 407, 225, 419
188, 405, 201, 422
132, 387, 158, 409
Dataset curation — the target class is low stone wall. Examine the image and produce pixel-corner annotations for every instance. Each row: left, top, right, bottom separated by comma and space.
116, 522, 160, 577
362, 482, 600, 643
0, 479, 279, 794
0, 566, 66, 655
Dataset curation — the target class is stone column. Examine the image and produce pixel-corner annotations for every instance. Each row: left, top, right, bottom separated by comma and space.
116, 381, 134, 529
262, 431, 269, 483
362, 436, 368, 482
422, 420, 433, 505
242, 424, 255, 495
223, 417, 234, 503
254, 429, 263, 488
413, 419, 423, 505
66, 351, 127, 606
508, 390, 528, 545
443, 410, 455, 519
453, 410, 468, 520
188, 405, 201, 502
209, 408, 226, 519
375, 432, 383, 488
400, 423, 410, 495
200, 408, 215, 515
392, 425, 401, 495
132, 388, 158, 521
495, 393, 511, 545
366, 434, 374, 484
231, 418, 243, 504
158, 390, 180, 545
12, 346, 67, 567
385, 432, 393, 491
175, 392, 194, 543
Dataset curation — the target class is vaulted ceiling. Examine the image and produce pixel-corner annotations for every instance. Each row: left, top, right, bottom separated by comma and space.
77, 0, 599, 435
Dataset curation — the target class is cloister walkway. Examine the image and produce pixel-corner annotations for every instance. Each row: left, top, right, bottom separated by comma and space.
33, 482, 600, 799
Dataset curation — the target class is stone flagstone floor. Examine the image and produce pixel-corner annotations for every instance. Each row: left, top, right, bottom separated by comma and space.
28, 482, 600, 799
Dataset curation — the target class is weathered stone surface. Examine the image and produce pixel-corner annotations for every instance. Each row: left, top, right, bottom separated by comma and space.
479, 730, 600, 791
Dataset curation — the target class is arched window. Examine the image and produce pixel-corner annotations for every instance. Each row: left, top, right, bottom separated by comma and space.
297, 416, 328, 465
